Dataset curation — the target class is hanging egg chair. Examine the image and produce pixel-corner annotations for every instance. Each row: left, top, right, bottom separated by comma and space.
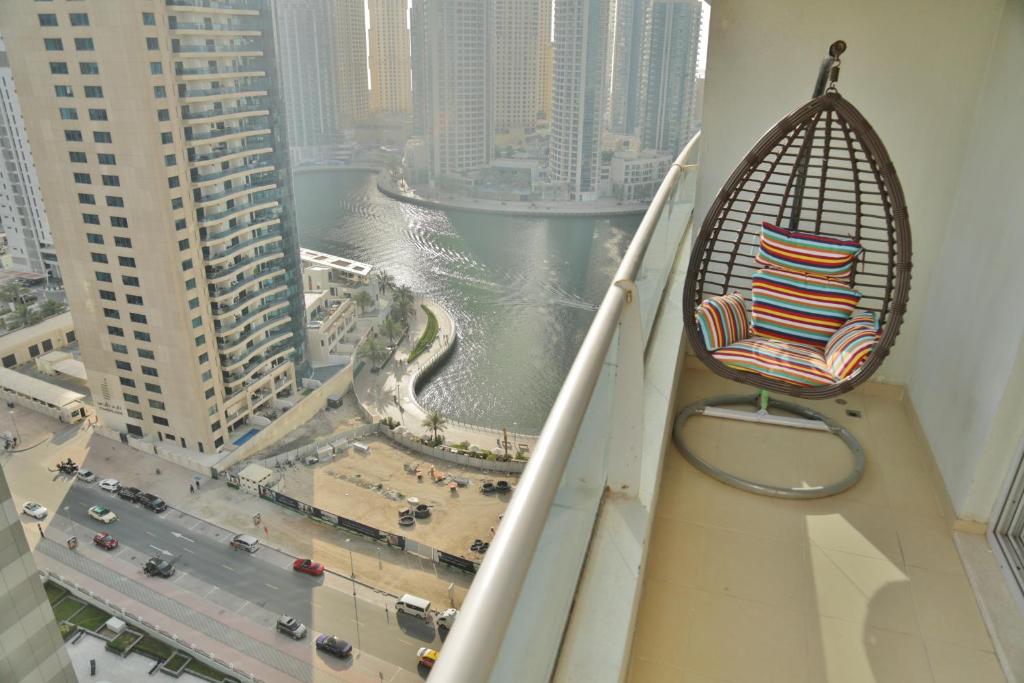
673, 41, 912, 499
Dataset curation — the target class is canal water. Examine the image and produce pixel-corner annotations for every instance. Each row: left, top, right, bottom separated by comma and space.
293, 169, 642, 434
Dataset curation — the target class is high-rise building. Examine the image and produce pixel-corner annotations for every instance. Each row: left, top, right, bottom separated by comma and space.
0, 34, 60, 282
638, 0, 702, 154
550, 0, 609, 199
0, 0, 307, 453
333, 0, 371, 128
606, 0, 648, 135
0, 466, 77, 683
368, 0, 412, 115
272, 0, 343, 161
492, 0, 543, 135
537, 0, 553, 123
411, 0, 492, 180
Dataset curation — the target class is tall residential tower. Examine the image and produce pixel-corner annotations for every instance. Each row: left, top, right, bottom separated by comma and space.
550, 0, 609, 199
0, 0, 307, 453
368, 0, 412, 115
333, 0, 371, 127
492, 0, 543, 136
606, 0, 648, 135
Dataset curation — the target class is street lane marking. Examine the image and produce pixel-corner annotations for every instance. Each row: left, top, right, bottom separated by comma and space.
181, 547, 194, 554
144, 531, 155, 537
204, 586, 218, 598
148, 545, 172, 556
189, 520, 201, 531
221, 564, 235, 572
171, 531, 194, 543
237, 600, 250, 612
264, 583, 279, 590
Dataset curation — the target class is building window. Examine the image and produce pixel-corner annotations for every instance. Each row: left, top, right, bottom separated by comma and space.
67, 331, 76, 343
98, 153, 116, 165
69, 151, 86, 163
114, 237, 132, 248
195, 334, 205, 346
79, 194, 96, 205
111, 343, 127, 354
123, 393, 139, 404
2, 355, 15, 368
64, 129, 83, 142
150, 62, 163, 75
198, 352, 208, 364
145, 383, 161, 394
157, 108, 170, 121
126, 424, 142, 437
49, 62, 68, 74
42, 339, 53, 352
161, 132, 173, 145
28, 344, 40, 358
153, 85, 166, 98
95, 271, 111, 282
146, 37, 159, 50
119, 378, 135, 388
88, 108, 108, 121
55, 85, 73, 98
118, 256, 136, 268
170, 197, 183, 210
153, 416, 169, 426
80, 62, 99, 75
38, 14, 58, 26
149, 399, 166, 411
138, 349, 154, 360
102, 175, 119, 186
102, 307, 119, 319
122, 275, 139, 286
205, 387, 215, 399
86, 233, 103, 244
214, 436, 224, 448
83, 213, 100, 225
188, 297, 199, 310
127, 409, 143, 420
107, 325, 123, 337
44, 38, 64, 51
85, 85, 103, 98
134, 331, 151, 342
93, 131, 112, 143
164, 154, 176, 166
69, 13, 89, 26
131, 313, 148, 325
110, 216, 128, 228
185, 278, 196, 290
201, 370, 212, 382
126, 294, 143, 305
91, 253, 108, 264
181, 258, 193, 271
142, 12, 155, 25
141, 365, 157, 377
74, 38, 94, 51
73, 173, 91, 184
99, 290, 115, 301
106, 195, 123, 207
178, 238, 189, 251
191, 316, 202, 329
115, 360, 131, 371
59, 108, 78, 120
167, 176, 180, 189
174, 219, 186, 231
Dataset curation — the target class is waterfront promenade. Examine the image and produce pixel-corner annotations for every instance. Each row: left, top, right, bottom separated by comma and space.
355, 298, 538, 455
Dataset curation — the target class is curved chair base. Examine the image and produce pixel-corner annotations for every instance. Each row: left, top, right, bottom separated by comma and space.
673, 393, 865, 500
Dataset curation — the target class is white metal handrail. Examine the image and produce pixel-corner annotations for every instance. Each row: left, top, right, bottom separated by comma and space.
429, 132, 702, 682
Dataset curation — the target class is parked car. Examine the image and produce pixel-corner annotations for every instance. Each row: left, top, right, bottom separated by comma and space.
292, 558, 324, 576
92, 533, 118, 550
230, 533, 259, 553
417, 647, 439, 669
276, 615, 307, 640
22, 501, 47, 519
117, 486, 142, 502
76, 469, 96, 483
98, 478, 120, 493
88, 505, 117, 524
138, 493, 167, 513
142, 557, 175, 577
315, 635, 352, 658
437, 607, 458, 630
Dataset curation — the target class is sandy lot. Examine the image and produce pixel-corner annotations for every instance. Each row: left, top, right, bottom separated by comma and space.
275, 436, 519, 558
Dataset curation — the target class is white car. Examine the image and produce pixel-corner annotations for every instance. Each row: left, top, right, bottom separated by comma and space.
22, 502, 47, 519
98, 478, 120, 493
77, 469, 96, 483
88, 506, 117, 524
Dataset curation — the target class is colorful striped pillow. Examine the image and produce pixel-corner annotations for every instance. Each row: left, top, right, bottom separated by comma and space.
756, 222, 862, 280
751, 269, 861, 348
714, 337, 834, 387
695, 292, 749, 351
825, 312, 879, 379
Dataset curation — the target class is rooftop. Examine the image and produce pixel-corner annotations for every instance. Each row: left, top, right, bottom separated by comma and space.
299, 247, 372, 277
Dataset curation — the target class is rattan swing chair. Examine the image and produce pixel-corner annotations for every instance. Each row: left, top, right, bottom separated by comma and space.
673, 41, 912, 499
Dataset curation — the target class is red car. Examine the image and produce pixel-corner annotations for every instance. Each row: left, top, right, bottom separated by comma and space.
93, 533, 118, 550
292, 558, 324, 576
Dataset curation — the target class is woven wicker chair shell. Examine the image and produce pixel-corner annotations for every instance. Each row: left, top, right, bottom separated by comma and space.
684, 91, 912, 399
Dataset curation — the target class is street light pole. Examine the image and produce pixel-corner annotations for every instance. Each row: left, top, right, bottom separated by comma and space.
9, 409, 20, 444
346, 539, 361, 653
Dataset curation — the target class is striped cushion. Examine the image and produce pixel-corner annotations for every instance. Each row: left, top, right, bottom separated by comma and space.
695, 293, 749, 351
751, 268, 860, 348
714, 337, 834, 387
825, 312, 879, 378
756, 222, 862, 280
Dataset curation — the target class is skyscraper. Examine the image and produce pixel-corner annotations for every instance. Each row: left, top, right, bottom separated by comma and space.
333, 0, 372, 128
368, 0, 412, 115
606, 0, 648, 135
0, 466, 77, 683
638, 0, 702, 154
411, 0, 492, 181
0, 34, 60, 281
550, 0, 609, 199
0, 0, 307, 453
492, 0, 543, 136
273, 0, 343, 161
537, 0, 553, 123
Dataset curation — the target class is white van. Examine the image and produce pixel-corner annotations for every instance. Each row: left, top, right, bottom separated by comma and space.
396, 594, 431, 620
230, 533, 260, 553
437, 607, 458, 629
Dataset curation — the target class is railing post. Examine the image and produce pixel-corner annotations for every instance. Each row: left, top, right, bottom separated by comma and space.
606, 280, 644, 494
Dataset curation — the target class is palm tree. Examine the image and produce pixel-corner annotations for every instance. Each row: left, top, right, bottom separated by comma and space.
393, 285, 414, 307
421, 410, 447, 445
353, 290, 373, 313
389, 294, 416, 325
38, 298, 66, 318
380, 317, 403, 345
8, 303, 33, 330
376, 270, 395, 294
358, 337, 389, 369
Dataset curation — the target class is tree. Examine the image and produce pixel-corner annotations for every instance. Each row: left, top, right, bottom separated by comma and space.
393, 285, 414, 308
389, 297, 415, 325
38, 298, 66, 318
0, 283, 27, 307
380, 317, 403, 345
421, 410, 447, 445
353, 290, 373, 313
8, 303, 33, 330
358, 337, 389, 369
376, 270, 395, 294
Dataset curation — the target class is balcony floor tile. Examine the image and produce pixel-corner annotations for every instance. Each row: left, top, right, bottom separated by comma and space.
629, 364, 1004, 683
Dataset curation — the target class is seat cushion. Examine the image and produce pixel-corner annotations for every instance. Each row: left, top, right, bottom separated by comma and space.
825, 312, 879, 379
695, 292, 749, 351
713, 337, 834, 387
756, 222, 862, 280
751, 268, 861, 348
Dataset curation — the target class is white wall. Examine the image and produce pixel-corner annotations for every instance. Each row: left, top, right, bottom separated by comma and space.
696, 0, 1006, 384
908, 0, 1024, 521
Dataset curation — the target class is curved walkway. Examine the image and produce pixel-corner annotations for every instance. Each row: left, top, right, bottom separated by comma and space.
355, 298, 537, 454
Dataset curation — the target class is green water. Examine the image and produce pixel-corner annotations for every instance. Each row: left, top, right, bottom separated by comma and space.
293, 169, 641, 433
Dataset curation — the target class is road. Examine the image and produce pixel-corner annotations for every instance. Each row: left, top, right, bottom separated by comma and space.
53, 481, 442, 673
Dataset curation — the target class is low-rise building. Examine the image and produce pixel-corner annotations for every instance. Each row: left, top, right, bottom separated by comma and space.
304, 291, 357, 366
609, 150, 675, 201
300, 248, 373, 289
237, 463, 279, 495
0, 311, 74, 369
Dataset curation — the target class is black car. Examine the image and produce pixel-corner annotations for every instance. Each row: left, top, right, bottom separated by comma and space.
139, 493, 167, 512
118, 486, 142, 502
143, 557, 175, 577
315, 634, 352, 658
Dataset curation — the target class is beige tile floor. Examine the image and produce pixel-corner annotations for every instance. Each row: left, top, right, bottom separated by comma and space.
629, 364, 1005, 683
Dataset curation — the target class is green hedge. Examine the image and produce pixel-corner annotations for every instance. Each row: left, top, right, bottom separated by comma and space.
134, 634, 175, 661
107, 632, 136, 654
407, 305, 439, 362
70, 604, 110, 631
